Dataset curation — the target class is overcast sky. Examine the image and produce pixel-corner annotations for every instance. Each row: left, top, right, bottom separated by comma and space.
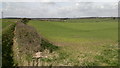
1, 0, 119, 18
1, 0, 120, 2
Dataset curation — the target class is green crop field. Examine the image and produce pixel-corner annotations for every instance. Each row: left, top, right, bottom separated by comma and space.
28, 18, 118, 66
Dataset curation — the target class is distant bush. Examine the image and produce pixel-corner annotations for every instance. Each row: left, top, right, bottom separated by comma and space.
20, 18, 30, 24
113, 17, 116, 20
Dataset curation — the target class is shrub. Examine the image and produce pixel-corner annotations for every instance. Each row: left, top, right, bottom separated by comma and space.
41, 39, 59, 53
20, 18, 30, 24
2, 23, 16, 67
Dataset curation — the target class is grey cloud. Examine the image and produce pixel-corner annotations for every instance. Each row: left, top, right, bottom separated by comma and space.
2, 2, 118, 18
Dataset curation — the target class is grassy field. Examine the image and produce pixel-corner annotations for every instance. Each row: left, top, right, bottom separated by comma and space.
28, 18, 118, 66
2, 19, 18, 29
